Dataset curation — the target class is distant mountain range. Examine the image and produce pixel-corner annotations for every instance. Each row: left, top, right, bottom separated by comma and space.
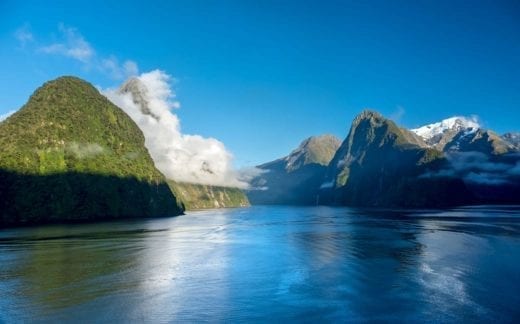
248, 135, 341, 205
248, 111, 520, 207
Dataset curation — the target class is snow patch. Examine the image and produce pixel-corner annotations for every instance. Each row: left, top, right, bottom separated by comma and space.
411, 116, 480, 140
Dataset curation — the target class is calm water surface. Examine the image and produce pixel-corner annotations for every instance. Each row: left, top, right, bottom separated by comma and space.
1, 206, 520, 323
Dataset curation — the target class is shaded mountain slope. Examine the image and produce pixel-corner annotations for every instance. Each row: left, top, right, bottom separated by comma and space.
247, 135, 341, 205
323, 111, 475, 207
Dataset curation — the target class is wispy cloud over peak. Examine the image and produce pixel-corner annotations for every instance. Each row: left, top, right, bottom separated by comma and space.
102, 56, 139, 80
39, 24, 94, 63
14, 23, 34, 47
20, 23, 134, 80
389, 106, 405, 123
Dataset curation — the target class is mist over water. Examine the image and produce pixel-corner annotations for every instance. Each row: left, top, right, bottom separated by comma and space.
1, 206, 520, 322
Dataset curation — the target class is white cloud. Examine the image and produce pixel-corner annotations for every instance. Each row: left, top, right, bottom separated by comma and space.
389, 105, 405, 123
67, 142, 105, 159
39, 24, 94, 63
0, 110, 16, 122
123, 60, 139, 76
103, 70, 255, 188
14, 23, 33, 46
420, 151, 519, 186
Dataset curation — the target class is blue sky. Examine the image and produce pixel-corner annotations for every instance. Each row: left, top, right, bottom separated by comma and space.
1, 0, 519, 167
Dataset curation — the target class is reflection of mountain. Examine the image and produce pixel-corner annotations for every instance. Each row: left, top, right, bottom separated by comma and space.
0, 225, 155, 311
247, 135, 340, 205
0, 76, 183, 226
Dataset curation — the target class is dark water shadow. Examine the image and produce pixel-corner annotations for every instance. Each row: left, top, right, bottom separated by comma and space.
0, 169, 183, 227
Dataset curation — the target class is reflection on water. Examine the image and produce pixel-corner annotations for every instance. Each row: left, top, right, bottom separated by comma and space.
1, 206, 520, 322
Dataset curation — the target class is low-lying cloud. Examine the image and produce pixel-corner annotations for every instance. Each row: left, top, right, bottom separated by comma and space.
421, 151, 520, 186
103, 70, 256, 188
67, 142, 105, 159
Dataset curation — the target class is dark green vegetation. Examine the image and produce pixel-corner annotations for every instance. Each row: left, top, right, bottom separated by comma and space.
0, 77, 183, 226
169, 181, 250, 210
247, 135, 341, 205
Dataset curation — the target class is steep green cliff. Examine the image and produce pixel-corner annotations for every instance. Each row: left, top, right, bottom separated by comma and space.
0, 76, 183, 226
169, 181, 249, 210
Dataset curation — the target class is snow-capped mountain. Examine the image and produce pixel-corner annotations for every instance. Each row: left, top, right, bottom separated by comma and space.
410, 116, 481, 150
411, 116, 480, 140
410, 116, 516, 154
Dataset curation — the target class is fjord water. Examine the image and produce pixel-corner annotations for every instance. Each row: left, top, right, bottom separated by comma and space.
1, 206, 519, 322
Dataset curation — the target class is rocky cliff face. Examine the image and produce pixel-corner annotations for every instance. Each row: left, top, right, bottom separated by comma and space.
0, 76, 184, 226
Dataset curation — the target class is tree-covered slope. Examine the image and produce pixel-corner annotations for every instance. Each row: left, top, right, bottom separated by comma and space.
169, 181, 250, 210
0, 76, 183, 226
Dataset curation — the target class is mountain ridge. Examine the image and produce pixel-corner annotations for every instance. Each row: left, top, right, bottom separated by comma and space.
249, 110, 518, 207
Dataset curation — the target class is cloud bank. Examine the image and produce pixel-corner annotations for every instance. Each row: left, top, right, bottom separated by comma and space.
103, 70, 253, 188
421, 151, 520, 185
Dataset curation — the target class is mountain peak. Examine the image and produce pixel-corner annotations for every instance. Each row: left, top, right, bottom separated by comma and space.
285, 134, 341, 171
411, 116, 480, 141
118, 77, 160, 120
353, 110, 384, 124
